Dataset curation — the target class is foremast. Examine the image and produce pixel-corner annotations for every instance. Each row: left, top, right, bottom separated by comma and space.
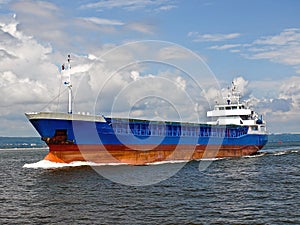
62, 55, 72, 114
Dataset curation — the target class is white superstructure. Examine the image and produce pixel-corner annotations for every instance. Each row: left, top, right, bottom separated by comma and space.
207, 82, 267, 134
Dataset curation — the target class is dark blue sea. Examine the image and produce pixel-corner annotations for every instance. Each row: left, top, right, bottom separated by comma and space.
0, 134, 299, 224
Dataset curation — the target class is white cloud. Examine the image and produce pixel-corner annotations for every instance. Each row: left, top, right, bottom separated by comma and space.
11, 0, 59, 18
279, 76, 300, 110
0, 71, 49, 106
175, 76, 186, 90
253, 28, 300, 45
229, 49, 241, 53
126, 22, 155, 34
69, 41, 220, 124
158, 46, 192, 60
76, 17, 156, 35
10, 0, 68, 49
228, 76, 300, 133
188, 32, 241, 42
81, 0, 176, 12
0, 16, 71, 135
130, 70, 140, 81
80, 17, 124, 26
206, 28, 300, 74
246, 29, 300, 72
209, 44, 242, 50
10, 1, 155, 52
156, 4, 177, 11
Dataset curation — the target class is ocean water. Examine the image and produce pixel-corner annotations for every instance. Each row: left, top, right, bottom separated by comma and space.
0, 135, 299, 224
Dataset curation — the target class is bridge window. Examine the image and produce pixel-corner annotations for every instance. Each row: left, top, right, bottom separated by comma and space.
251, 126, 258, 131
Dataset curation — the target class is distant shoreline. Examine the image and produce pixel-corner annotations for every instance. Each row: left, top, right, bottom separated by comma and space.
0, 147, 48, 151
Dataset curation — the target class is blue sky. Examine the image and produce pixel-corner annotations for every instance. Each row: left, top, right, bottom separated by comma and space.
0, 0, 300, 135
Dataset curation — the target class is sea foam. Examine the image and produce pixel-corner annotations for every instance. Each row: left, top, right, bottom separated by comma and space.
23, 160, 127, 169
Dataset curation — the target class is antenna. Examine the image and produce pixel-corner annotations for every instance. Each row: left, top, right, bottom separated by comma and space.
224, 81, 241, 105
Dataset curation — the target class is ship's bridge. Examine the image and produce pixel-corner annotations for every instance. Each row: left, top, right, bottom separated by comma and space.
207, 103, 252, 117
207, 102, 255, 126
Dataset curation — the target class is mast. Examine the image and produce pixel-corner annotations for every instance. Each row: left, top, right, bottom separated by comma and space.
224, 81, 241, 105
67, 55, 72, 114
62, 55, 72, 114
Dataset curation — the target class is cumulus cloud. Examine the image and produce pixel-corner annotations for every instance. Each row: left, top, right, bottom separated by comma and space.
279, 76, 300, 110
0, 16, 58, 94
130, 70, 140, 81
232, 76, 249, 97
0, 71, 50, 105
0, 16, 63, 135
85, 59, 210, 122
229, 76, 300, 133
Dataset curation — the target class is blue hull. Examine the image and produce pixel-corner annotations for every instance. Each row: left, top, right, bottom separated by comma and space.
29, 117, 268, 147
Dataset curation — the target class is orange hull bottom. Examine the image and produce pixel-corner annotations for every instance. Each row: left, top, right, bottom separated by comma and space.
44, 144, 263, 165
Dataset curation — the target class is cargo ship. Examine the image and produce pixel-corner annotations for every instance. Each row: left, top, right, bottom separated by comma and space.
25, 56, 268, 165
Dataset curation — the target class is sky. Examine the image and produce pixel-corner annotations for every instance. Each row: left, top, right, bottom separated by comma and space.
0, 0, 300, 136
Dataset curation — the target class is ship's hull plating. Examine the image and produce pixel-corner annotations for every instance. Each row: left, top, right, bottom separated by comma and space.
26, 113, 268, 165
45, 144, 264, 165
